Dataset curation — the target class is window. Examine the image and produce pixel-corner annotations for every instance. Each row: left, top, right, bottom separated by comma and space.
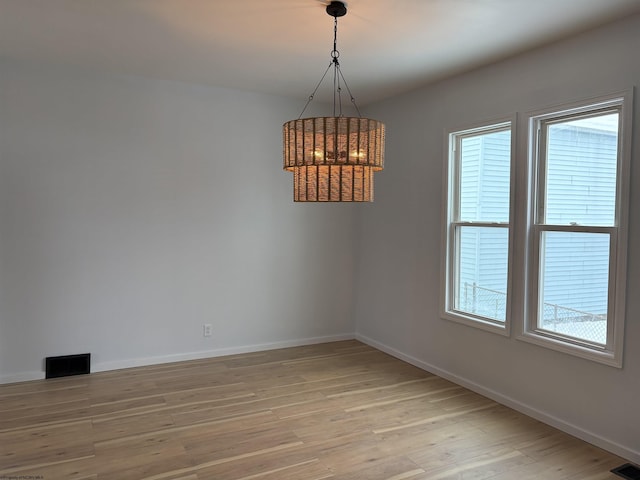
521, 94, 631, 366
441, 92, 631, 367
442, 120, 514, 334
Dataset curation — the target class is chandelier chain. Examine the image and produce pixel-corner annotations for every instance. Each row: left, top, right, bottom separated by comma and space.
297, 61, 333, 119
332, 17, 343, 117
333, 16, 339, 60
296, 6, 363, 119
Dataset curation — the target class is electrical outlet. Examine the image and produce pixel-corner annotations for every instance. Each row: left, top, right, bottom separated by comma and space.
203, 324, 213, 337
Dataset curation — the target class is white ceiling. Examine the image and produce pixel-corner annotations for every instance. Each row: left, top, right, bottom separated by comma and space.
2, 0, 640, 105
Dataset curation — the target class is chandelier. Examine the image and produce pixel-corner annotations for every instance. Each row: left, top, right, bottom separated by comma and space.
283, 1, 386, 202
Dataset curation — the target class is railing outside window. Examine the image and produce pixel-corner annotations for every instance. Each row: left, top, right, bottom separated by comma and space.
461, 282, 606, 343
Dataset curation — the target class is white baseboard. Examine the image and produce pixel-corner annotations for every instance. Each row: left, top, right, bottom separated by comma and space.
356, 332, 640, 465
92, 333, 355, 373
0, 371, 44, 385
0, 333, 355, 385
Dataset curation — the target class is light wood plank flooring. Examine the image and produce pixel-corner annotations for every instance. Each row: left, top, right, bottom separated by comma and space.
0, 340, 628, 479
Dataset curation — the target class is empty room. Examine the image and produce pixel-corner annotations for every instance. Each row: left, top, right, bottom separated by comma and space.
1, 1, 639, 478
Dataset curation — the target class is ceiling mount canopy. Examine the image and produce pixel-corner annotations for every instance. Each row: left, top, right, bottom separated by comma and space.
283, 1, 386, 202
325, 0, 347, 18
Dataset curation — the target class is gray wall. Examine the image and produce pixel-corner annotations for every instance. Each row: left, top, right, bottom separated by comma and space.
0, 60, 358, 382
355, 15, 640, 462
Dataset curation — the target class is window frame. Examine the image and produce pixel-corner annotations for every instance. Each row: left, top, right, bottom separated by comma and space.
441, 116, 516, 336
516, 91, 633, 367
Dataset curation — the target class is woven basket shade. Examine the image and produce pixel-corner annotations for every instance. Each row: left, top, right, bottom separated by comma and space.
283, 116, 385, 202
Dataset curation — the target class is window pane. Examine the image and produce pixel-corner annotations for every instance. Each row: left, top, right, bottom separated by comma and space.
545, 113, 618, 226
455, 226, 508, 322
539, 231, 609, 344
459, 129, 511, 222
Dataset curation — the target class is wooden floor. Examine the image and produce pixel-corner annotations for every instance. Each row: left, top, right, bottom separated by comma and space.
0, 341, 627, 480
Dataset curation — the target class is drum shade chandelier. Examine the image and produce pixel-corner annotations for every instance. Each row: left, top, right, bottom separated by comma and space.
283, 1, 385, 202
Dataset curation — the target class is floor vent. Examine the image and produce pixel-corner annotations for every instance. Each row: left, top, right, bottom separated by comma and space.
45, 353, 91, 379
612, 463, 640, 480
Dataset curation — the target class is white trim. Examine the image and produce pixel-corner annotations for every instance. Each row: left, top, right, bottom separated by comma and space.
92, 333, 354, 373
518, 90, 633, 368
516, 330, 619, 367
356, 333, 640, 465
0, 371, 44, 385
440, 115, 515, 337
441, 310, 509, 337
612, 86, 634, 367
0, 333, 355, 384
